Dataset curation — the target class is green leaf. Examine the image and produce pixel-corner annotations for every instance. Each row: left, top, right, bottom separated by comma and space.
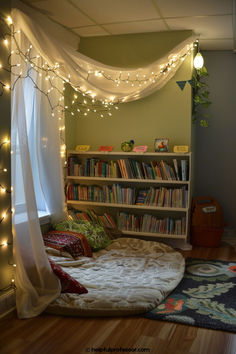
183, 282, 234, 298
202, 101, 211, 108
200, 120, 209, 127
196, 81, 207, 89
202, 90, 210, 97
198, 66, 208, 77
186, 298, 236, 324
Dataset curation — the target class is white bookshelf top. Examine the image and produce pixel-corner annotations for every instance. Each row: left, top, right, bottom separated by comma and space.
67, 150, 191, 157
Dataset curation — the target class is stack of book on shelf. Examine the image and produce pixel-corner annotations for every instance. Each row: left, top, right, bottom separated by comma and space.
118, 212, 186, 235
85, 159, 120, 178
67, 156, 189, 181
67, 183, 136, 205
135, 186, 188, 208
69, 209, 117, 229
117, 159, 185, 181
67, 183, 188, 208
67, 156, 84, 176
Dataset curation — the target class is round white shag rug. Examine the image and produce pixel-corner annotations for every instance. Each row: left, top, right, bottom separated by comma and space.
46, 238, 185, 317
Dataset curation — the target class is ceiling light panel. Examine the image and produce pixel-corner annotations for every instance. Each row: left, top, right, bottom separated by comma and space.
103, 19, 167, 35
70, 0, 160, 24
166, 15, 233, 39
156, 0, 233, 18
32, 0, 94, 27
200, 38, 233, 50
72, 26, 110, 37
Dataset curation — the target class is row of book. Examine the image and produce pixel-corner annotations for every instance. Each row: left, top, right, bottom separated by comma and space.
136, 186, 188, 208
118, 212, 186, 235
68, 209, 116, 229
67, 184, 188, 208
67, 157, 188, 181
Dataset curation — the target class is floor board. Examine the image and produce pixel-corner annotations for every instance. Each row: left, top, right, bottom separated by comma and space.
0, 243, 235, 354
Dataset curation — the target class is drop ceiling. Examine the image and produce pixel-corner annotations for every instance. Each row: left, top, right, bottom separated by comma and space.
20, 0, 236, 51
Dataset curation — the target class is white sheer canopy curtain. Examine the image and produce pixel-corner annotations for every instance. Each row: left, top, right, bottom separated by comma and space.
11, 19, 66, 319
11, 0, 196, 319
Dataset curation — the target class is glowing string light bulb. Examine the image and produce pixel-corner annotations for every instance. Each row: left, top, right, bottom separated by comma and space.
1, 240, 8, 247
193, 52, 204, 70
6, 16, 13, 25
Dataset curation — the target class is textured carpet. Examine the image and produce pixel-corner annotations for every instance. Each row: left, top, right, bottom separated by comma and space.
143, 258, 236, 333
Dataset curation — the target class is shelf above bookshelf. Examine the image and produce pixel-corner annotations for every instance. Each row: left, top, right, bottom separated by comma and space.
68, 150, 191, 158
67, 176, 189, 184
121, 230, 187, 239
67, 200, 188, 212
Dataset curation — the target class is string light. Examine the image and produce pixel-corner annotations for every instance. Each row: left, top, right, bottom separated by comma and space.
1, 240, 8, 247
86, 44, 194, 89
0, 16, 14, 292
0, 17, 118, 119
0, 15, 196, 120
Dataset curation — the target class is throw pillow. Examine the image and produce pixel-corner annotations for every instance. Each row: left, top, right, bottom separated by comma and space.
54, 219, 112, 252
49, 259, 88, 294
43, 230, 92, 258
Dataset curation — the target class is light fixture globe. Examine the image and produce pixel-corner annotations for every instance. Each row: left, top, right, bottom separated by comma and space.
193, 52, 204, 69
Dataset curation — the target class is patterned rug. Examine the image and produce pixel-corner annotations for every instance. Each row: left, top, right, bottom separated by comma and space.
143, 258, 236, 332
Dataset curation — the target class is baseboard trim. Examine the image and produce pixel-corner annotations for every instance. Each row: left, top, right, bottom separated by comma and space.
0, 288, 16, 319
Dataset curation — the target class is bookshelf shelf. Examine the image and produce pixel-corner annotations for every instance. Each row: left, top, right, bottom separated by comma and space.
67, 176, 190, 185
121, 230, 187, 240
67, 200, 188, 212
66, 150, 192, 243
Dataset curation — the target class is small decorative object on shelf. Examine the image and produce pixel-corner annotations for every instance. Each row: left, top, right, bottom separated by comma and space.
133, 145, 148, 153
98, 145, 114, 152
154, 138, 168, 152
121, 140, 134, 152
173, 145, 189, 153
75, 145, 90, 152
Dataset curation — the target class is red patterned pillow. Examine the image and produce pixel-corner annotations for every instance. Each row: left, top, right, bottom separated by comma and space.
43, 230, 92, 258
49, 260, 88, 294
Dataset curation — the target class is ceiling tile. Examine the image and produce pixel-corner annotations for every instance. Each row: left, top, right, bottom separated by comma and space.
200, 38, 233, 50
72, 26, 110, 37
156, 0, 233, 18
21, 0, 45, 3
166, 15, 233, 39
103, 19, 167, 35
32, 0, 94, 27
70, 0, 160, 24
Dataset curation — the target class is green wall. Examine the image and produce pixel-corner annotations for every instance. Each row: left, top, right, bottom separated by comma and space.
0, 0, 13, 293
65, 30, 193, 152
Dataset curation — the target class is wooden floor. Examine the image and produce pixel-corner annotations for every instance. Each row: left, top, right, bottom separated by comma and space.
0, 242, 235, 354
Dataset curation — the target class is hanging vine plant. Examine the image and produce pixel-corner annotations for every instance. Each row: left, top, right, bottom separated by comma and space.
192, 66, 211, 127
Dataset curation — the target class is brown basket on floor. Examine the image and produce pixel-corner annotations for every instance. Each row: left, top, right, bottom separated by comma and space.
191, 196, 224, 247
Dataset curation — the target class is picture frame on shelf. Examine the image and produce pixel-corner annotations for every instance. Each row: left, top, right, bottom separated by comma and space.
154, 138, 169, 152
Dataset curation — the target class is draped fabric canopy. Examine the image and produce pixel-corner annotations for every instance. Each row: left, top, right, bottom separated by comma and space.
11, 0, 196, 318
12, 1, 197, 106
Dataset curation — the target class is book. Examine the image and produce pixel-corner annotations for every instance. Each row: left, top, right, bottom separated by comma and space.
135, 189, 148, 205
181, 160, 187, 181
173, 158, 180, 180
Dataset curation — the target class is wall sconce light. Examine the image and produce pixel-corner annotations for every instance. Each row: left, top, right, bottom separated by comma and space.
193, 52, 204, 69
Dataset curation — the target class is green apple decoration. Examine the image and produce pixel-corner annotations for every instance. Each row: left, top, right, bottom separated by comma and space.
121, 140, 134, 152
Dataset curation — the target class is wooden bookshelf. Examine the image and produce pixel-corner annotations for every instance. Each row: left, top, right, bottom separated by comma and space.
66, 151, 192, 242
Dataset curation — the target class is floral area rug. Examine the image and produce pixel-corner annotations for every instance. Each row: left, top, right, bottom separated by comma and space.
142, 258, 236, 332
